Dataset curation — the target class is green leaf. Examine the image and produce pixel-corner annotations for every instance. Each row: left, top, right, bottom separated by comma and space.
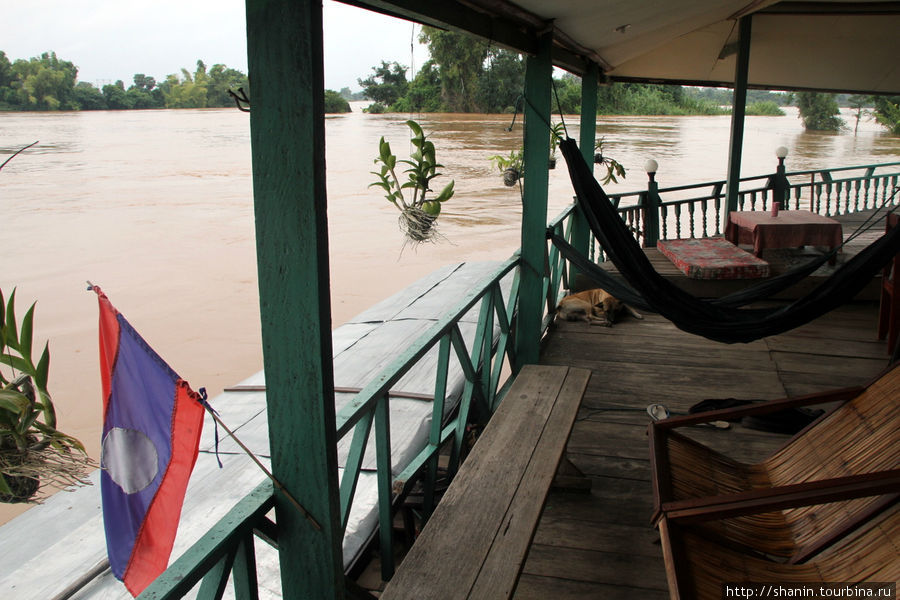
434, 180, 455, 202
0, 354, 30, 374
19, 303, 35, 362
18, 409, 40, 435
406, 120, 423, 139
378, 137, 391, 162
0, 389, 31, 415
4, 289, 18, 348
37, 389, 55, 429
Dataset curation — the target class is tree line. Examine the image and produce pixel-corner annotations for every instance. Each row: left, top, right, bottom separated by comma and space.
355, 27, 899, 133
355, 27, 781, 116
0, 51, 248, 111
3, 46, 897, 134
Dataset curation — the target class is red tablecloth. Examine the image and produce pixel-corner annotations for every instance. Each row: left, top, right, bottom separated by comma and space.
725, 210, 843, 257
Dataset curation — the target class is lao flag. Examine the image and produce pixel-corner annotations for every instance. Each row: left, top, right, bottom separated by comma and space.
94, 286, 205, 596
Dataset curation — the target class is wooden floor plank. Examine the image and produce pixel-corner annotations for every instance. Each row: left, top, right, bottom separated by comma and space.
520, 544, 668, 590
514, 574, 669, 600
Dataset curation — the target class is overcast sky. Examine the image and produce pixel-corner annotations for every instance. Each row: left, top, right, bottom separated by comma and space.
1, 0, 429, 91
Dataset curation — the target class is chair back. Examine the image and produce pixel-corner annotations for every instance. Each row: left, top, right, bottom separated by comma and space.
766, 363, 900, 485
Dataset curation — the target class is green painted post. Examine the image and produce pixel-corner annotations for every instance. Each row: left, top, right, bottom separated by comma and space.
245, 0, 344, 598
725, 16, 752, 215
515, 32, 553, 370
570, 63, 599, 286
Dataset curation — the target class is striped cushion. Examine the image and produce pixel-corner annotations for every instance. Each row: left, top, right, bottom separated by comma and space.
657, 237, 770, 280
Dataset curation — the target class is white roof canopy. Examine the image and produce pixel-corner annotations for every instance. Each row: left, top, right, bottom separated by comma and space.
344, 0, 900, 94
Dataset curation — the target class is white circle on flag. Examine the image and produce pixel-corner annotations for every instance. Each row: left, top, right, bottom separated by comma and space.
101, 427, 159, 494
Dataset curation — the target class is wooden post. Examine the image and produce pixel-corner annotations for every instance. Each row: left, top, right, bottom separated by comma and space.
570, 63, 599, 285
515, 31, 553, 370
772, 147, 789, 209
245, 0, 344, 597
643, 165, 660, 247
725, 16, 752, 215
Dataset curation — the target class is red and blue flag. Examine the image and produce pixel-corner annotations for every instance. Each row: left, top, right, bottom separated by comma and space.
94, 286, 205, 596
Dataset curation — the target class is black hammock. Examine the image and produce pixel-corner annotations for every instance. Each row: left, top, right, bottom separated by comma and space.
552, 137, 900, 344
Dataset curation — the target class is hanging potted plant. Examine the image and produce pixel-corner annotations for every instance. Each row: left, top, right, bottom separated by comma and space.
490, 121, 566, 185
548, 122, 566, 169
488, 149, 524, 187
370, 120, 455, 245
594, 136, 627, 184
1, 289, 93, 503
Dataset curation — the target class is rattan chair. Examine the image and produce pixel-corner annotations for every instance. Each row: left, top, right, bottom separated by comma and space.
649, 362, 900, 562
658, 502, 900, 600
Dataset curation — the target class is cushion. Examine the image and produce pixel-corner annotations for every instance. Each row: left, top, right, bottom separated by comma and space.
657, 237, 770, 280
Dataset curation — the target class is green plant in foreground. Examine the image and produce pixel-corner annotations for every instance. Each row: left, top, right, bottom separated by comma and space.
370, 120, 455, 243
1, 288, 92, 503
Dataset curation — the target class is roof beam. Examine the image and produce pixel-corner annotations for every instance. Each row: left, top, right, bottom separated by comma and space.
759, 1, 900, 15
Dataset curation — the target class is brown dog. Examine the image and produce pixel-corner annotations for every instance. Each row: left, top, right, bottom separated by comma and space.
556, 288, 643, 327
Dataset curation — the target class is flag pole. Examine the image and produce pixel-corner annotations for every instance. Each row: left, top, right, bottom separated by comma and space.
201, 404, 322, 532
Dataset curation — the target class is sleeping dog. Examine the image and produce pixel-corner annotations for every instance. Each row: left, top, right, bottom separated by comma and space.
556, 288, 643, 327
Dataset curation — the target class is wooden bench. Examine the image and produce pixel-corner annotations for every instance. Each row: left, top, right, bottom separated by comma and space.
381, 364, 591, 600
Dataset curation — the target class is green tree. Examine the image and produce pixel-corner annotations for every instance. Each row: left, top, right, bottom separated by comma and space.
10, 52, 78, 110
102, 80, 132, 109
131, 73, 156, 92
0, 51, 12, 88
358, 61, 409, 107
160, 60, 209, 108
0, 51, 14, 107
73, 81, 106, 110
207, 63, 248, 107
872, 96, 900, 135
551, 73, 581, 115
477, 49, 525, 113
394, 60, 443, 112
847, 94, 871, 134
797, 91, 844, 131
597, 82, 630, 114
324, 89, 351, 113
419, 27, 489, 112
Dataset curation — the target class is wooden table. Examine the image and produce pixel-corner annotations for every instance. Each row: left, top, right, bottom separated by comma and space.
725, 210, 843, 260
381, 365, 591, 600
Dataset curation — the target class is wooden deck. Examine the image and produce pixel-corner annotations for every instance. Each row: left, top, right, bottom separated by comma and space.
517, 300, 891, 599
512, 209, 894, 599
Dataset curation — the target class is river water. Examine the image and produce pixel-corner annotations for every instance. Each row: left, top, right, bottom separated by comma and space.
0, 102, 897, 522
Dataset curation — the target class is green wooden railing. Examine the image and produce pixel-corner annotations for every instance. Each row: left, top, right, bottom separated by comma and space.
586, 160, 899, 258
138, 231, 581, 598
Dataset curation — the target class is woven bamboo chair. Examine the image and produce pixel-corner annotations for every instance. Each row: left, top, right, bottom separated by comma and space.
658, 502, 900, 600
649, 362, 900, 562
